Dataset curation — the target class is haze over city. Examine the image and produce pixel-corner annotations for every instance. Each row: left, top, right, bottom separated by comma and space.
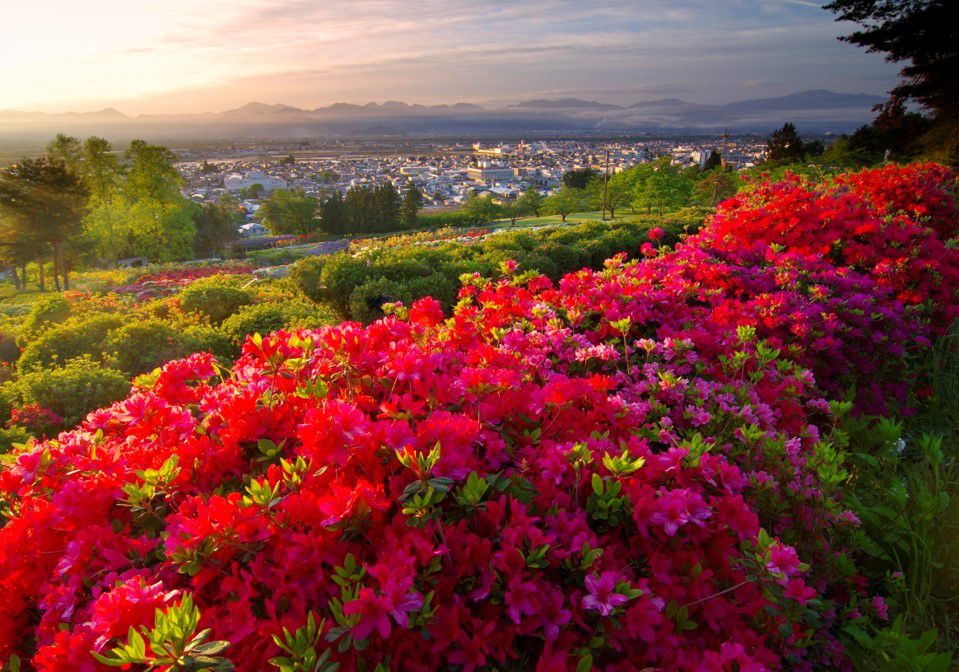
2, 0, 901, 115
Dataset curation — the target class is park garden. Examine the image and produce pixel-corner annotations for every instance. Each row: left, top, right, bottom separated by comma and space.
0, 161, 955, 671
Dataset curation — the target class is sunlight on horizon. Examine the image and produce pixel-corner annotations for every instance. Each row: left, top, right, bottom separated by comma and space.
1, 0, 899, 114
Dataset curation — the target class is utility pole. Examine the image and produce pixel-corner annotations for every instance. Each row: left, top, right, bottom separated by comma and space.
602, 150, 610, 221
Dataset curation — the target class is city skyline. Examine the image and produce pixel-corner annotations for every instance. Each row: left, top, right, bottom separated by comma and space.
2, 0, 901, 115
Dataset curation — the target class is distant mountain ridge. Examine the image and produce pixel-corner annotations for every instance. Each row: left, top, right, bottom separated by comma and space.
0, 90, 886, 140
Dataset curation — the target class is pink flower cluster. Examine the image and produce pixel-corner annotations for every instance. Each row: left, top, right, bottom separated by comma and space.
0, 163, 954, 671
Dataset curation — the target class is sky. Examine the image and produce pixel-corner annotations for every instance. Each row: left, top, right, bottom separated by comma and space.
0, 0, 901, 114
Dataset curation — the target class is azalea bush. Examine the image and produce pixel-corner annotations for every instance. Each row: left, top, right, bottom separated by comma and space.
0, 163, 955, 671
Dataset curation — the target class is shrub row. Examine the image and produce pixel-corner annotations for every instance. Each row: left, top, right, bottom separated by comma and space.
293, 210, 705, 321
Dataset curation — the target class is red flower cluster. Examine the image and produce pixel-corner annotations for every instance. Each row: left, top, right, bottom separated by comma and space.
702, 163, 958, 326
0, 164, 954, 671
7, 403, 63, 438
113, 264, 254, 301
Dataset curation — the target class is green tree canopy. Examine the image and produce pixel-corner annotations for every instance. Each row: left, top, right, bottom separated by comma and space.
0, 156, 87, 290
259, 189, 319, 235
542, 186, 582, 223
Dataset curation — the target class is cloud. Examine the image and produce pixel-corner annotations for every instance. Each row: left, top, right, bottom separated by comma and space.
0, 0, 900, 113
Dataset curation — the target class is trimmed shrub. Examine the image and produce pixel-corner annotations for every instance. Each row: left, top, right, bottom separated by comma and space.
289, 257, 326, 302
182, 324, 238, 362
18, 294, 71, 342
178, 276, 253, 324
105, 320, 194, 376
16, 356, 130, 426
0, 333, 19, 364
349, 277, 409, 323
17, 314, 125, 373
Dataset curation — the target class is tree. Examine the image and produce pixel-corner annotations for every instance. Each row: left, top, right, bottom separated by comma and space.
702, 150, 722, 171
319, 192, 348, 235
823, 0, 957, 120
562, 168, 598, 190
462, 194, 500, 226
83, 139, 194, 264
46, 134, 83, 173
81, 137, 123, 264
259, 189, 319, 235
542, 186, 581, 223
515, 188, 544, 217
588, 171, 632, 219
765, 123, 809, 164
400, 184, 424, 229
632, 159, 693, 215
193, 197, 241, 257
0, 157, 87, 290
692, 170, 738, 207
123, 140, 183, 201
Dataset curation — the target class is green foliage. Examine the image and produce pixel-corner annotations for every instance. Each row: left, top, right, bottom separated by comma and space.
93, 593, 233, 671
348, 277, 410, 323
845, 616, 954, 672
293, 212, 702, 322
16, 356, 129, 425
542, 186, 583, 222
193, 198, 242, 257
837, 401, 959, 664
18, 293, 71, 342
462, 194, 501, 226
220, 302, 334, 344
260, 189, 320, 235
631, 159, 694, 214
0, 425, 30, 455
290, 257, 327, 303
18, 313, 125, 372
179, 276, 253, 324
764, 122, 824, 164
105, 319, 193, 375
270, 613, 339, 672
400, 184, 423, 229
416, 209, 475, 229
182, 323, 238, 362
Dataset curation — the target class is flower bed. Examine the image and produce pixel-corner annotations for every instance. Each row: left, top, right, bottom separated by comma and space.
0, 164, 955, 671
112, 264, 255, 302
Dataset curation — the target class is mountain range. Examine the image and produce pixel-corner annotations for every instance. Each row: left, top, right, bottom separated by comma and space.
0, 90, 884, 141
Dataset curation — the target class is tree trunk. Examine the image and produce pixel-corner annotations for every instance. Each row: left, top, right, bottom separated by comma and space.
53, 243, 69, 290
36, 254, 45, 291
52, 252, 62, 291
21, 264, 28, 288
561, 213, 567, 222
9, 267, 21, 291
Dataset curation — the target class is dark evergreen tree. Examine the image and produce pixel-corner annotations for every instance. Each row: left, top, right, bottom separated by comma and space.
703, 150, 722, 171
765, 123, 810, 164
562, 168, 598, 190
400, 184, 424, 229
320, 192, 348, 235
824, 0, 957, 118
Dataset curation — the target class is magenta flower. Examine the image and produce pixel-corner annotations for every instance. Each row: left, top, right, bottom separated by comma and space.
766, 544, 802, 581
582, 572, 629, 616
343, 588, 393, 640
783, 578, 817, 606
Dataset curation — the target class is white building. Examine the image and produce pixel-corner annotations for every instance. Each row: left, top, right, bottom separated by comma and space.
400, 166, 432, 177
224, 171, 287, 193
467, 165, 515, 182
